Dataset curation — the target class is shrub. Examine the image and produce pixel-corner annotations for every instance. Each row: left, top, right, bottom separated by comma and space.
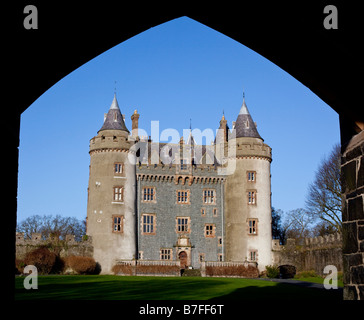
112, 264, 134, 276
65, 255, 97, 275
294, 270, 318, 279
205, 265, 259, 278
111, 264, 180, 276
265, 265, 280, 278
24, 246, 57, 274
15, 259, 25, 274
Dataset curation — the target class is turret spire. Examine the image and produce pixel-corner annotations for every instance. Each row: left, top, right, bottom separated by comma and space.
234, 93, 262, 140
98, 94, 130, 133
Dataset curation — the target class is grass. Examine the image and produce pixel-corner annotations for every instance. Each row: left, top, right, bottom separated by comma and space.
294, 276, 343, 287
15, 275, 343, 300
293, 270, 344, 287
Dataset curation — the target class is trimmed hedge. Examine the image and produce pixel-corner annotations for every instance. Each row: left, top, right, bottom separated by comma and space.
24, 246, 57, 274
112, 264, 180, 276
65, 255, 98, 275
205, 265, 259, 278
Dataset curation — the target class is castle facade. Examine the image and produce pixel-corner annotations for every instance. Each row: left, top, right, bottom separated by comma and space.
86, 94, 272, 274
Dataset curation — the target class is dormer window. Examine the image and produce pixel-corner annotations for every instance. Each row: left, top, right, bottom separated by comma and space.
113, 113, 117, 122
246, 120, 249, 128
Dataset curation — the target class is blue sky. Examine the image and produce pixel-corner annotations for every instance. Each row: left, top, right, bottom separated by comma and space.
17, 17, 339, 223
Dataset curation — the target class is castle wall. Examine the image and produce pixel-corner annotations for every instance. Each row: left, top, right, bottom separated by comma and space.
272, 233, 343, 276
137, 165, 224, 268
15, 233, 93, 259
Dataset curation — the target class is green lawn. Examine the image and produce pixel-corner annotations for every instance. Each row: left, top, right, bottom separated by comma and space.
15, 275, 343, 300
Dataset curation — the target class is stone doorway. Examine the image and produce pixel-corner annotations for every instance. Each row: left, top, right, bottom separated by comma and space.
179, 251, 188, 269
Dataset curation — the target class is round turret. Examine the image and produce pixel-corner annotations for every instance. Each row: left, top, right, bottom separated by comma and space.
86, 95, 136, 274
224, 96, 272, 272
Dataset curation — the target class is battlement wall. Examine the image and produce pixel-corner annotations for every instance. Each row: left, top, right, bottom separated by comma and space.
235, 142, 272, 160
89, 131, 132, 152
15, 232, 93, 259
272, 233, 342, 275
272, 233, 342, 251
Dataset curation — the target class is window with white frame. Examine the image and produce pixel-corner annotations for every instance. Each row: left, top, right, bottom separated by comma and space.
142, 187, 156, 202
160, 249, 172, 260
247, 190, 256, 205
142, 214, 156, 235
113, 186, 123, 202
203, 189, 216, 204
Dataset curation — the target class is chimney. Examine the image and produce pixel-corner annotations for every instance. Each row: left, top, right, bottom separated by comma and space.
131, 109, 140, 138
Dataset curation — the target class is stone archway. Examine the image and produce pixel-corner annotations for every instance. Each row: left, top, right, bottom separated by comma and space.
10, 3, 364, 299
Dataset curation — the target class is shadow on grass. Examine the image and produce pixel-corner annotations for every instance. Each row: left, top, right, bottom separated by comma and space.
15, 276, 343, 300
209, 283, 343, 300
15, 276, 231, 300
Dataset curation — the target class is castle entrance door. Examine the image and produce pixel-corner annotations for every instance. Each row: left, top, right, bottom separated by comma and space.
179, 251, 188, 269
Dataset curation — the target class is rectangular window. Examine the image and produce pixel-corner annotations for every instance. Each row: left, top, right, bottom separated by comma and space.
249, 250, 257, 262
213, 208, 218, 217
176, 217, 190, 233
248, 190, 256, 204
203, 189, 216, 204
218, 236, 223, 247
113, 186, 123, 202
112, 215, 123, 233
176, 190, 190, 204
247, 171, 256, 182
248, 219, 258, 235
114, 163, 123, 174
218, 254, 223, 262
199, 253, 205, 263
142, 214, 156, 235
160, 249, 172, 260
142, 187, 155, 202
205, 224, 215, 238
201, 208, 206, 216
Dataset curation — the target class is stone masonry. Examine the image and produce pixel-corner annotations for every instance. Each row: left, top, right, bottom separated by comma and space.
341, 130, 364, 300
272, 233, 342, 276
15, 232, 93, 259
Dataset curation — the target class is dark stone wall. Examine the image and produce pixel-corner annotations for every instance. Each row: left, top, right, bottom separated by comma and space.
341, 130, 364, 300
272, 234, 342, 276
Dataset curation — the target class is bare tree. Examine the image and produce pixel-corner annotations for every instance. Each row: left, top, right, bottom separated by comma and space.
305, 144, 342, 233
283, 208, 314, 244
17, 214, 86, 241
16, 214, 44, 239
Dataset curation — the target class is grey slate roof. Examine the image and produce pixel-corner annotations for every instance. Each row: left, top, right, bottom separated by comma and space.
98, 94, 130, 133
234, 97, 262, 140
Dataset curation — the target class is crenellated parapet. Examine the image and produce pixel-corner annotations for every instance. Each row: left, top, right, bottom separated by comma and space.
272, 233, 342, 251
271, 233, 343, 275
16, 232, 92, 245
304, 233, 342, 248
232, 138, 272, 161
15, 232, 93, 259
89, 126, 135, 153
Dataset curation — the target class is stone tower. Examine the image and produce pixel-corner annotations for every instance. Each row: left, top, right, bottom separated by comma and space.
86, 94, 136, 274
224, 95, 272, 272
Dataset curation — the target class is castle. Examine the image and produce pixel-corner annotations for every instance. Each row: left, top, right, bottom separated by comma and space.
86, 93, 273, 274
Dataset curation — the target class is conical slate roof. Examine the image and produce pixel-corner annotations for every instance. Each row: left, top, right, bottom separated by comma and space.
234, 96, 262, 140
99, 94, 129, 133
